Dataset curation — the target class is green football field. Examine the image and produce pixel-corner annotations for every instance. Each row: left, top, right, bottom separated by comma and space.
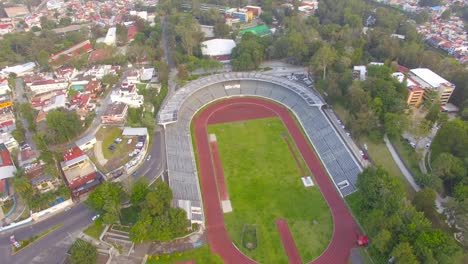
207, 117, 333, 263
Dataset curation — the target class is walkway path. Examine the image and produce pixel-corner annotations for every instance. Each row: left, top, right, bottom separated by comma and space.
383, 135, 446, 213
94, 141, 108, 166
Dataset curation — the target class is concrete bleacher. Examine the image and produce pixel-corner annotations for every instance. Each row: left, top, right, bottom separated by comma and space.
160, 73, 362, 223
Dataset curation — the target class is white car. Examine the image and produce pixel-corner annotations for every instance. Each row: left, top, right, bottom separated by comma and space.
146, 155, 151, 161
127, 139, 133, 144
92, 214, 100, 221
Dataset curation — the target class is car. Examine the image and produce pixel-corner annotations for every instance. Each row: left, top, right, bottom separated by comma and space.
91, 214, 100, 221
114, 138, 122, 144
108, 144, 116, 150
425, 142, 431, 148
410, 142, 416, 148
359, 150, 368, 160
132, 171, 138, 177
146, 155, 151, 161
127, 138, 133, 144
10, 235, 21, 248
346, 132, 351, 137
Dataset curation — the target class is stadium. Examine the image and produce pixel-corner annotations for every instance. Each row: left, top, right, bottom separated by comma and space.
158, 72, 363, 263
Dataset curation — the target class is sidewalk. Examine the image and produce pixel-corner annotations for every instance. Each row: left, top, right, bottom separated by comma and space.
383, 135, 446, 213
2, 194, 28, 224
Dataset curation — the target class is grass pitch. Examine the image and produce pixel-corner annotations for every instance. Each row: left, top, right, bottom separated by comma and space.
207, 117, 333, 263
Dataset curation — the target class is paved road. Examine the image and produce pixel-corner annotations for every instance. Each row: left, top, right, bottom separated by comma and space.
134, 126, 166, 184
0, 203, 93, 264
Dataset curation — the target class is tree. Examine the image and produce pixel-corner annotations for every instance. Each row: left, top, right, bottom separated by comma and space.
12, 169, 32, 202
46, 109, 83, 143
142, 182, 172, 217
286, 31, 308, 64
384, 113, 409, 139
69, 239, 97, 264
419, 0, 442, 7
373, 229, 393, 254
130, 178, 150, 206
101, 74, 119, 87
175, 15, 204, 56
391, 242, 419, 264
440, 10, 451, 20
86, 182, 125, 224
310, 44, 337, 80
357, 167, 406, 214
411, 120, 432, 145
413, 188, 436, 216
231, 34, 265, 71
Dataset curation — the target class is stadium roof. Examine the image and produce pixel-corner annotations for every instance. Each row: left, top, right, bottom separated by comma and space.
239, 25, 271, 37
201, 39, 236, 57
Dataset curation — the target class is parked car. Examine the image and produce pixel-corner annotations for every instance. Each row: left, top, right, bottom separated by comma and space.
359, 150, 368, 160
10, 235, 21, 248
147, 155, 151, 161
108, 145, 116, 151
91, 214, 100, 221
127, 138, 133, 144
114, 138, 122, 144
410, 142, 416, 148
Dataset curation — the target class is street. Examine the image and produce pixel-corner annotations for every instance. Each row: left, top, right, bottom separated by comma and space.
134, 126, 167, 184
0, 204, 93, 264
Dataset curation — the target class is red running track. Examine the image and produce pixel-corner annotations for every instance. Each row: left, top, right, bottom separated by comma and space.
276, 219, 302, 264
209, 141, 230, 201
193, 97, 360, 264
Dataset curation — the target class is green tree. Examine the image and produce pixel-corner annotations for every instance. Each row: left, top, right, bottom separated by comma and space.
413, 188, 436, 216
309, 44, 337, 80
231, 34, 265, 71
384, 113, 409, 139
46, 109, 83, 143
86, 182, 125, 224
130, 178, 149, 206
69, 239, 97, 264
373, 229, 393, 254
391, 242, 419, 264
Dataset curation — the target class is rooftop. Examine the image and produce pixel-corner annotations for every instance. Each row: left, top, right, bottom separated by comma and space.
201, 39, 236, 57
102, 102, 127, 117
410, 68, 452, 88
239, 25, 271, 37
63, 147, 85, 162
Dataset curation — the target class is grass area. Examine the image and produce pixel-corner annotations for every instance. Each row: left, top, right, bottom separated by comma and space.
112, 224, 131, 233
357, 137, 415, 199
96, 127, 134, 169
146, 245, 223, 264
83, 220, 105, 240
136, 83, 147, 91
12, 224, 63, 254
120, 206, 140, 226
207, 117, 333, 263
1, 199, 14, 214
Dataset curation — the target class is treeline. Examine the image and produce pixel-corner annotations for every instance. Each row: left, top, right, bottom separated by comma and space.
352, 167, 461, 263
228, 0, 468, 112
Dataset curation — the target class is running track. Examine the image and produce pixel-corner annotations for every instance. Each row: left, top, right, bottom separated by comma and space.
193, 97, 360, 264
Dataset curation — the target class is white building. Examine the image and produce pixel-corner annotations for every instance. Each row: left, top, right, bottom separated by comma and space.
129, 11, 148, 21
140, 68, 155, 82
42, 93, 67, 112
201, 39, 236, 62
83, 65, 116, 79
0, 79, 11, 96
28, 79, 69, 95
104, 27, 116, 46
0, 132, 18, 151
409, 68, 455, 106
110, 92, 144, 108
0, 23, 14, 35
75, 134, 96, 151
0, 62, 36, 77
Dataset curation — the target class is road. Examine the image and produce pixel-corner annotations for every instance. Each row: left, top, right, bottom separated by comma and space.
133, 126, 166, 184
0, 204, 93, 264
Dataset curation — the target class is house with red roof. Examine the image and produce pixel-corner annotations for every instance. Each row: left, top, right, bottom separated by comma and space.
60, 147, 101, 196
0, 23, 14, 35
0, 143, 16, 202
127, 24, 137, 42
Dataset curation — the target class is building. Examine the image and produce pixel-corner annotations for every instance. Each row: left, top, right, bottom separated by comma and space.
0, 62, 36, 77
201, 39, 236, 62
239, 25, 271, 37
122, 127, 148, 137
392, 72, 425, 107
110, 82, 144, 108
28, 79, 69, 95
3, 5, 30, 18
103, 27, 117, 46
0, 132, 18, 151
101, 102, 128, 124
409, 68, 455, 106
0, 109, 15, 132
127, 25, 138, 42
139, 68, 155, 82
0, 79, 10, 96
75, 135, 96, 151
0, 143, 16, 181
245, 6, 262, 16
0, 23, 14, 35
60, 147, 100, 196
